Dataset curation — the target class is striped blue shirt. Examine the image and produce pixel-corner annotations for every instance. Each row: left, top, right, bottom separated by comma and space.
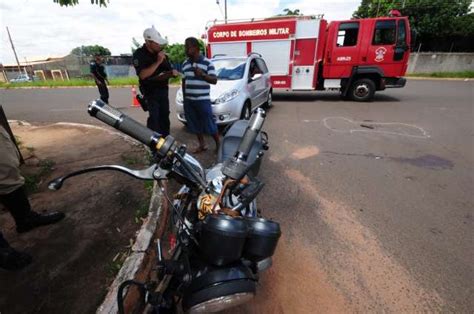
182, 56, 216, 101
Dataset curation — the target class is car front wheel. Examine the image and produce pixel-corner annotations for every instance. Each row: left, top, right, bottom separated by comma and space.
263, 90, 273, 109
240, 102, 251, 120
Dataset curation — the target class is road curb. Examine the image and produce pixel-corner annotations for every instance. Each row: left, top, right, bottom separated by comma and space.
407, 77, 472, 81
97, 182, 163, 314
0, 84, 180, 90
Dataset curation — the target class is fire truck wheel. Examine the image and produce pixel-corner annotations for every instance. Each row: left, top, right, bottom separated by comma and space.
350, 78, 376, 102
240, 102, 252, 120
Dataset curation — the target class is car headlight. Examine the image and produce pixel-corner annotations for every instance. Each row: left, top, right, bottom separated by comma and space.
215, 89, 239, 104
176, 89, 183, 103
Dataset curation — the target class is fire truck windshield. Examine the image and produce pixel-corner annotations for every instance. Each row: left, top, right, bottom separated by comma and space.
213, 58, 247, 80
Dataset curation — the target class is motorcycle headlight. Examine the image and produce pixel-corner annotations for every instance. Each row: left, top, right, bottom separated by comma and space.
189, 292, 255, 313
176, 89, 183, 103
215, 89, 239, 104
183, 264, 256, 313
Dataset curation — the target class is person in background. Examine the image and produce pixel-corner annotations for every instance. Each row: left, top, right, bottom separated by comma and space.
0, 125, 65, 271
133, 26, 179, 136
90, 54, 110, 104
182, 37, 219, 153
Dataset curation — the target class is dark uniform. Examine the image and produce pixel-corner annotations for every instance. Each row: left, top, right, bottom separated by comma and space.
0, 125, 65, 270
90, 60, 109, 103
133, 45, 172, 136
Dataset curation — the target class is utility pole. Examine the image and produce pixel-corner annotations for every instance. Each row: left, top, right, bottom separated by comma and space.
224, 0, 227, 24
6, 27, 22, 73
216, 0, 227, 23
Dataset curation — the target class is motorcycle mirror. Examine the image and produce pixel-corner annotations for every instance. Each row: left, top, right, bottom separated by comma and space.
48, 178, 64, 191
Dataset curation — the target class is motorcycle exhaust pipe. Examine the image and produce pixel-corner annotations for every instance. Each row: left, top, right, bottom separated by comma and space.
222, 108, 266, 180
235, 108, 266, 162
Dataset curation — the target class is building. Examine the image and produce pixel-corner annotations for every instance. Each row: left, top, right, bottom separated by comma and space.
1, 54, 134, 82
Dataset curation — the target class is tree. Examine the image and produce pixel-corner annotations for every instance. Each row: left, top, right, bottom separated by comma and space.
453, 13, 474, 37
163, 44, 186, 64
353, 0, 473, 51
71, 45, 111, 56
281, 8, 302, 16
131, 38, 141, 54
353, 0, 471, 37
162, 40, 205, 64
53, 0, 108, 6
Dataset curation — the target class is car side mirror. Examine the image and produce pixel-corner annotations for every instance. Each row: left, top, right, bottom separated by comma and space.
250, 73, 262, 82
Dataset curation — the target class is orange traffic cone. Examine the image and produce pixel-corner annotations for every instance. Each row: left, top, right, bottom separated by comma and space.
131, 86, 140, 108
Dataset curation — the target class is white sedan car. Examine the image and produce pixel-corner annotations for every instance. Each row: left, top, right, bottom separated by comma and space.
175, 54, 272, 125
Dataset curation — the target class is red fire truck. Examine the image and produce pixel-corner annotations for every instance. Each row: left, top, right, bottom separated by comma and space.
206, 11, 411, 101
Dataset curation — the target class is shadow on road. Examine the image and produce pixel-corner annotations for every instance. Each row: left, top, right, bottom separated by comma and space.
273, 92, 401, 103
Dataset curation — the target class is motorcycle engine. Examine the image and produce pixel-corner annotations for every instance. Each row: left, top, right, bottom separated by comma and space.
197, 164, 232, 219
197, 191, 219, 220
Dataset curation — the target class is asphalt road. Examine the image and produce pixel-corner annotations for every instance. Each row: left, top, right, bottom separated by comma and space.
1, 80, 473, 312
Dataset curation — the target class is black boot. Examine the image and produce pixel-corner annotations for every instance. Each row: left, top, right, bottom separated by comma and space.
0, 247, 33, 270
0, 232, 32, 271
16, 211, 65, 233
0, 185, 65, 234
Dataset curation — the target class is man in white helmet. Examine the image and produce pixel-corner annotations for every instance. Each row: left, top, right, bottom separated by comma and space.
132, 26, 179, 136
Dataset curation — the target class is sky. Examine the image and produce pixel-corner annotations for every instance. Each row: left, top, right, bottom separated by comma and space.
0, 0, 360, 65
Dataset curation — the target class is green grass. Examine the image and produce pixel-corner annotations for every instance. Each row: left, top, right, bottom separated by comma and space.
134, 201, 150, 224
407, 71, 474, 78
106, 251, 130, 278
144, 181, 154, 194
1, 76, 182, 88
24, 159, 56, 194
120, 153, 141, 166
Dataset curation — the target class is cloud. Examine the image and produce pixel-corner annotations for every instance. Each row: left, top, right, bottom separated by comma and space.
0, 0, 359, 65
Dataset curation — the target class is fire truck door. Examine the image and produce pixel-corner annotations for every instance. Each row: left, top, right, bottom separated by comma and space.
365, 19, 406, 77
323, 21, 361, 78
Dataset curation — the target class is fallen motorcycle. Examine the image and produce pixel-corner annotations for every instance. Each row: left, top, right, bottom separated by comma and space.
49, 100, 280, 313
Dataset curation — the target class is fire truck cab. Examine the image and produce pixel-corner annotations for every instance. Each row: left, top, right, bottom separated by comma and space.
206, 12, 410, 101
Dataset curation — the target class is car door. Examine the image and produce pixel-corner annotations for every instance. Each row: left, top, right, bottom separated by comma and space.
247, 59, 261, 108
251, 59, 267, 106
256, 58, 271, 104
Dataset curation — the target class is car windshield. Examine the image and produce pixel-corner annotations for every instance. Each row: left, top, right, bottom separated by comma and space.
213, 59, 246, 80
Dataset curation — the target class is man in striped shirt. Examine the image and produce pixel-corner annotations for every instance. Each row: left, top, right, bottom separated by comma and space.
182, 37, 219, 153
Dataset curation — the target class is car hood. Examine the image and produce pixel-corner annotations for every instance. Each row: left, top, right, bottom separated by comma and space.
210, 79, 243, 102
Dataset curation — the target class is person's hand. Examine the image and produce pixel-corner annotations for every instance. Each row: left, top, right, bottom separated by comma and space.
172, 69, 179, 77
157, 51, 166, 64
194, 67, 204, 78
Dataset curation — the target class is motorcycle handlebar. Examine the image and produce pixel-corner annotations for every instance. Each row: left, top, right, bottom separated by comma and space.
88, 100, 161, 148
